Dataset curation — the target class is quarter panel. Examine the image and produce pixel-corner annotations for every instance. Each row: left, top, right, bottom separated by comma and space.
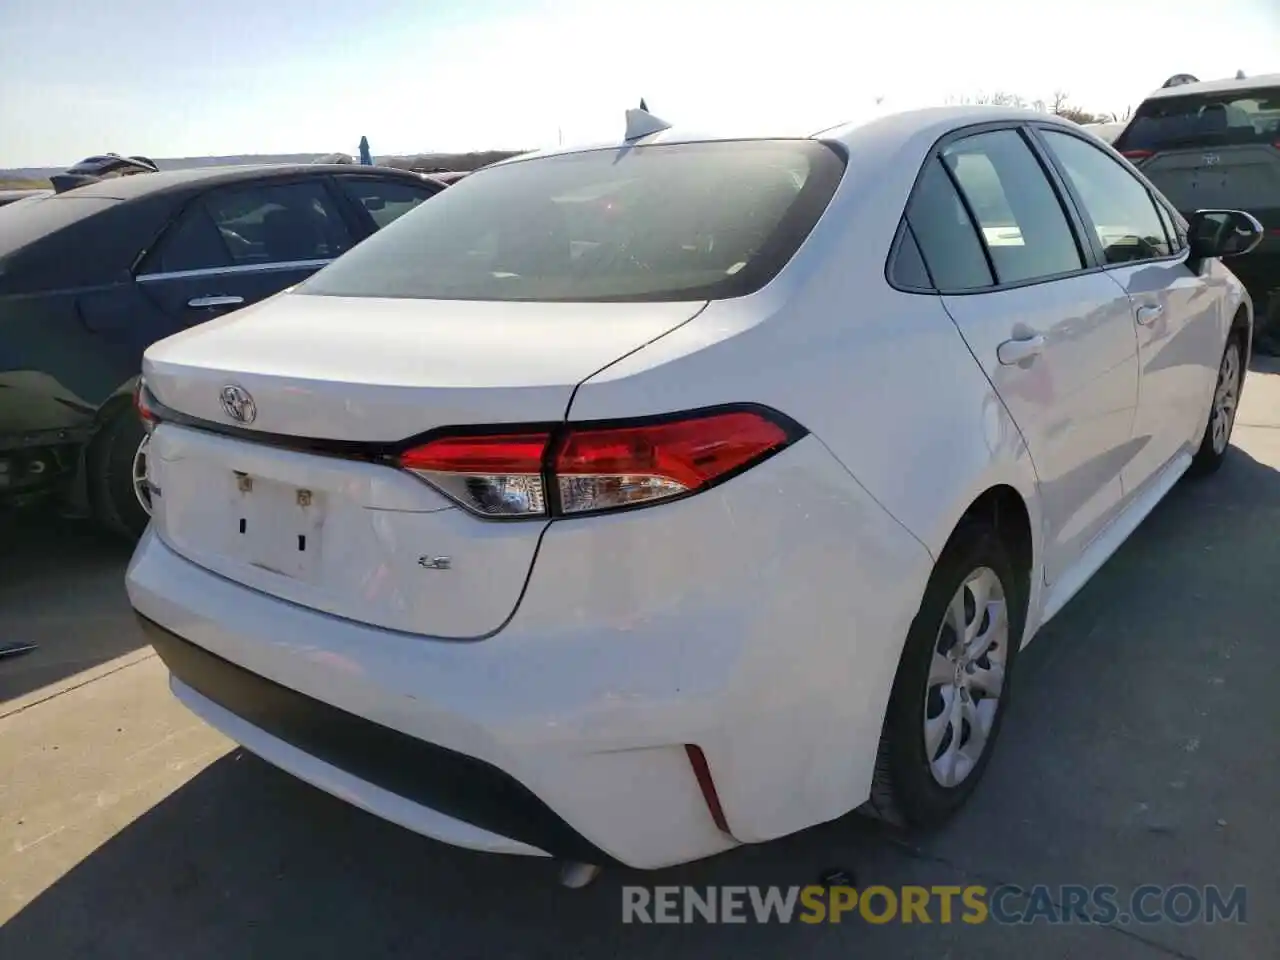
509, 437, 936, 842
571, 282, 1042, 573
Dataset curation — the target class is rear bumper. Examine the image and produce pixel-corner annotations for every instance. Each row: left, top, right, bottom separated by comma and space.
136, 613, 608, 862
126, 437, 933, 869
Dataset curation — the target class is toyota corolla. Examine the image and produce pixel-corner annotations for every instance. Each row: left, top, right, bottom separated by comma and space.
126, 105, 1261, 879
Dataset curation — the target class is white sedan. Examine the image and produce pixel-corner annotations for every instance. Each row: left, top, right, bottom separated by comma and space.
126, 104, 1261, 877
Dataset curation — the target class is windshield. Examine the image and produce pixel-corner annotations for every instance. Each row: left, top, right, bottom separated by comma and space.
299, 139, 847, 303
1118, 86, 1280, 152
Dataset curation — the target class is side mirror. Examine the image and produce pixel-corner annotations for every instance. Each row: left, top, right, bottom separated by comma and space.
363, 196, 387, 212
1188, 209, 1264, 260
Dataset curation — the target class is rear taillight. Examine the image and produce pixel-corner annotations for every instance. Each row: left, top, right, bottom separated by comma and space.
399, 432, 550, 517
135, 380, 158, 432
1121, 149, 1154, 162
396, 406, 801, 519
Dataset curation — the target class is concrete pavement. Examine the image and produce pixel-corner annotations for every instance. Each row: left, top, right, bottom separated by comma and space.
1, 359, 1277, 958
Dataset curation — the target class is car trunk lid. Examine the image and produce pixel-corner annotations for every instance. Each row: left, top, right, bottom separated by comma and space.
142, 291, 703, 637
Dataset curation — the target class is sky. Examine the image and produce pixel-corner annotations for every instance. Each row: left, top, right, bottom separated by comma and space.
1, 0, 1278, 168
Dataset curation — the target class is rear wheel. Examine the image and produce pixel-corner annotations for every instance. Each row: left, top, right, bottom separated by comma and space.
865, 521, 1025, 828
87, 405, 151, 540
1190, 333, 1243, 476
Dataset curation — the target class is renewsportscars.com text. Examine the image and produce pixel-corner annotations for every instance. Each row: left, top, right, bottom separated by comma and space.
621, 884, 1248, 926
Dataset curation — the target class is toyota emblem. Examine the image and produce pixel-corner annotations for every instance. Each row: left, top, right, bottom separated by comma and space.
219, 384, 257, 424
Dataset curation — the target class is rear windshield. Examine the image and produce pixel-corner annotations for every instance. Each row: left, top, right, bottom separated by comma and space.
1118, 86, 1280, 152
299, 139, 847, 303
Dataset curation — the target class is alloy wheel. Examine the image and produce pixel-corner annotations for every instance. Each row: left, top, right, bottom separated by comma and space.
923, 566, 1008, 788
1210, 342, 1241, 456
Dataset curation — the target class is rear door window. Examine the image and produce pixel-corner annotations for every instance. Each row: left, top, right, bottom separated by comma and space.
141, 205, 232, 274
336, 177, 440, 229
141, 180, 355, 275
1118, 87, 1280, 152
905, 159, 994, 291
941, 129, 1085, 284
206, 181, 353, 266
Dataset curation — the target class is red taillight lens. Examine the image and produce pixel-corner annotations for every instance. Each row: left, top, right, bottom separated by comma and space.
135, 380, 158, 431
395, 407, 799, 519
1121, 149, 1154, 162
553, 411, 791, 515
398, 432, 551, 517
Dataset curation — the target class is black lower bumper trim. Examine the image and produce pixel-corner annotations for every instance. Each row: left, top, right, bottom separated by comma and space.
135, 613, 612, 864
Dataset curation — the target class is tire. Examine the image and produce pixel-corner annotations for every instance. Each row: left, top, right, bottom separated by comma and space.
87, 405, 151, 540
865, 520, 1026, 829
1189, 332, 1244, 476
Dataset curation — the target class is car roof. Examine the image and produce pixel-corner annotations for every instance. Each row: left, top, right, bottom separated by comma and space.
1142, 73, 1280, 101
51, 163, 424, 201
489, 105, 1081, 168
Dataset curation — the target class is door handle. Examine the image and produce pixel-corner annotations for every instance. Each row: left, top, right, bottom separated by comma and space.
1135, 304, 1164, 326
997, 334, 1046, 365
187, 295, 244, 309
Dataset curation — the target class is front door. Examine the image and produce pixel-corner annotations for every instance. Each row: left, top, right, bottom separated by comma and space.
1036, 128, 1221, 497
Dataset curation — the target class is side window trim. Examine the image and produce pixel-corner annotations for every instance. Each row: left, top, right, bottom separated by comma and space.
933, 155, 1000, 286
1152, 196, 1187, 253
136, 257, 334, 283
1027, 123, 1187, 269
1019, 125, 1105, 270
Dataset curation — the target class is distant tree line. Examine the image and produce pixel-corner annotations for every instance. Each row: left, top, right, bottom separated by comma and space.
949, 90, 1133, 125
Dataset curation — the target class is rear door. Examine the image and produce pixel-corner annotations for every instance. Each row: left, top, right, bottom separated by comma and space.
1037, 126, 1221, 497
331, 174, 443, 232
135, 178, 355, 330
908, 125, 1140, 586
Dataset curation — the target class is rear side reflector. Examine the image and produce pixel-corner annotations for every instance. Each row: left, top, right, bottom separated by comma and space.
396, 406, 803, 519
685, 745, 732, 835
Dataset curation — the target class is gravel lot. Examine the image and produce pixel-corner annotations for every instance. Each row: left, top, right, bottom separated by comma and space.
1, 360, 1277, 959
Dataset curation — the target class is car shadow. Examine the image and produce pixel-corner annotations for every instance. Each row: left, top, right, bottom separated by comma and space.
1248, 352, 1280, 375
0, 748, 915, 959
0, 509, 141, 704
1, 449, 1276, 958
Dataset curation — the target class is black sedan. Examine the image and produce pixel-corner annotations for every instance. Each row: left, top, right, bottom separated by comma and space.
0, 163, 444, 537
